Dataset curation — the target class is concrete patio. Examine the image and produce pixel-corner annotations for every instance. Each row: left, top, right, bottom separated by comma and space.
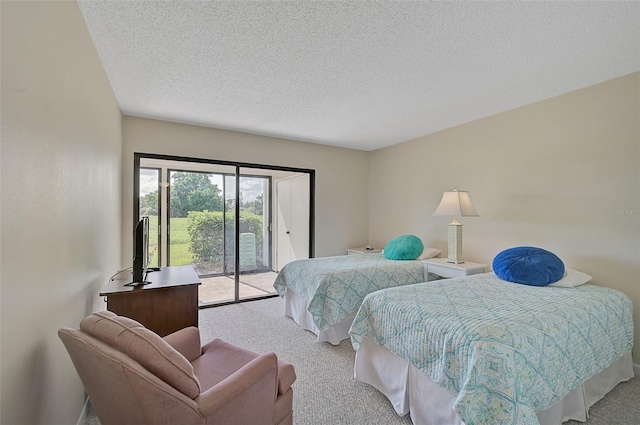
199, 271, 279, 305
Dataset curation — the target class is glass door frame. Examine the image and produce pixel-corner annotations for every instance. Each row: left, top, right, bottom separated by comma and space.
139, 166, 161, 268
133, 152, 315, 306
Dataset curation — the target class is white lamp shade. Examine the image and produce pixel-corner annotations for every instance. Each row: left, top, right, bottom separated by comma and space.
433, 190, 479, 217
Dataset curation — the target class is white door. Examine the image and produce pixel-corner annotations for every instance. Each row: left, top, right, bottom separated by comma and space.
276, 178, 292, 270
276, 174, 310, 271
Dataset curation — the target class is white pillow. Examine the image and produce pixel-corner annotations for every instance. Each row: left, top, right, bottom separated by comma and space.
418, 247, 441, 260
548, 268, 592, 288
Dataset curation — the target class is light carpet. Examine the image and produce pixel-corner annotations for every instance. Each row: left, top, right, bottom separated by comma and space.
86, 296, 639, 424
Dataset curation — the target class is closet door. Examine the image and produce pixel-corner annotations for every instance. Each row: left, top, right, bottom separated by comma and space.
289, 174, 310, 261
276, 178, 292, 271
276, 174, 309, 271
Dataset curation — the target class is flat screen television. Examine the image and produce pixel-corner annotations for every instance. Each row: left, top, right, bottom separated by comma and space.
131, 216, 150, 285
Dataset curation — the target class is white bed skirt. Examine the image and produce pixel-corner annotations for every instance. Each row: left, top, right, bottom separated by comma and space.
283, 288, 356, 345
354, 336, 634, 425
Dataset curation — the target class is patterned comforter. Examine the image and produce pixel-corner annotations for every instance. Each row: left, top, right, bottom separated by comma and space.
349, 273, 633, 425
273, 253, 425, 331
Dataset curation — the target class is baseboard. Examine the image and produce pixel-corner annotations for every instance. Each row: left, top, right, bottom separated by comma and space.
634, 363, 640, 377
76, 397, 90, 425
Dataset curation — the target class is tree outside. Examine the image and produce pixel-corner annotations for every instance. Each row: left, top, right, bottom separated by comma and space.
170, 172, 223, 217
243, 194, 263, 215
140, 190, 158, 216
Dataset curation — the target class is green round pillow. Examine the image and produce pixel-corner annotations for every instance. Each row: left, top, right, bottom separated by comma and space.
383, 235, 424, 260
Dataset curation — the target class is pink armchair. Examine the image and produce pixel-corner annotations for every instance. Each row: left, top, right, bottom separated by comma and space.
59, 311, 295, 425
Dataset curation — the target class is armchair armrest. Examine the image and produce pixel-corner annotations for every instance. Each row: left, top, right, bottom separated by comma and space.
162, 326, 202, 362
196, 352, 278, 418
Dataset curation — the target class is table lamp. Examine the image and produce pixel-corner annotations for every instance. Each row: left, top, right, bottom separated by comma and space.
433, 188, 479, 264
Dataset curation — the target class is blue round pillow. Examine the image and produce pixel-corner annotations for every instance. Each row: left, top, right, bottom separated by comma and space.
383, 235, 424, 260
492, 246, 565, 286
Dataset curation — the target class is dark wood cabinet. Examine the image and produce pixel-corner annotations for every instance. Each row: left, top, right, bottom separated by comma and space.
100, 266, 201, 337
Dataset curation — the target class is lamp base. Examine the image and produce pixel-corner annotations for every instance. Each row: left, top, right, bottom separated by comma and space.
447, 221, 464, 264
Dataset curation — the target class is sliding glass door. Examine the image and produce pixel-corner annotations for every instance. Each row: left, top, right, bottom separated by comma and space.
135, 154, 314, 308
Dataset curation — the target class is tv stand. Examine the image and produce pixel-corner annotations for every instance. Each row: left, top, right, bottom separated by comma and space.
100, 265, 201, 336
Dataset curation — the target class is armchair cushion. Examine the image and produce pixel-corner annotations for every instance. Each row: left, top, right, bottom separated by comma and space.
193, 338, 296, 396
80, 311, 201, 399
195, 352, 278, 419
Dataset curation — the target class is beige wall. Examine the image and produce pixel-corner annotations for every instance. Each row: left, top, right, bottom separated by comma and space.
369, 72, 640, 363
121, 116, 370, 264
1, 2, 122, 424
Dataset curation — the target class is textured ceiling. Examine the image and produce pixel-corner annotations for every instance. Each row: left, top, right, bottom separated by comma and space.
78, 1, 640, 151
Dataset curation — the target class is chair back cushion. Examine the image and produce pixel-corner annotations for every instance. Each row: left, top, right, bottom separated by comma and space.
80, 311, 201, 399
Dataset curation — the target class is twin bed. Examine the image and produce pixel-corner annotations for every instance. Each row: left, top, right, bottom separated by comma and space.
273, 252, 426, 344
273, 252, 634, 424
349, 273, 634, 425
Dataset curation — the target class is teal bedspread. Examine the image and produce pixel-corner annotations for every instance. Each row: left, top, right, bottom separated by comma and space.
349, 273, 634, 425
273, 253, 425, 330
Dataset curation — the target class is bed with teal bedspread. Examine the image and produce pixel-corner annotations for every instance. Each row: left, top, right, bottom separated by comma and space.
273, 253, 425, 331
349, 273, 634, 425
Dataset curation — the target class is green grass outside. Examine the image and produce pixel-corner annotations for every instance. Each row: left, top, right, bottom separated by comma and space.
145, 215, 194, 267
168, 216, 193, 266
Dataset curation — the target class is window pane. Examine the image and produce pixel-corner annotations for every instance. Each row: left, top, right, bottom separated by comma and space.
139, 168, 159, 267
169, 170, 225, 275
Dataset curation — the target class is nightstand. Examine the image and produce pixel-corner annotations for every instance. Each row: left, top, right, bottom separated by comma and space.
422, 258, 487, 280
347, 247, 382, 255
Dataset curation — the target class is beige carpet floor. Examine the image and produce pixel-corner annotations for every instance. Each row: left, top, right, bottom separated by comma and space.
86, 296, 640, 424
